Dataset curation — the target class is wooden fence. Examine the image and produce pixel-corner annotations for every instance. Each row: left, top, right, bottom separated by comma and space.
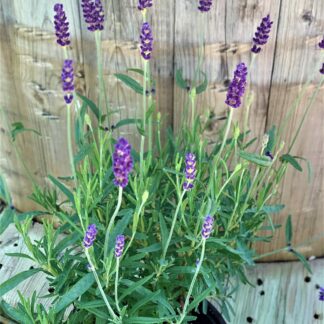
0, 0, 323, 260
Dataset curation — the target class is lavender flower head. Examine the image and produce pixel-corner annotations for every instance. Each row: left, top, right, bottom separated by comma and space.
138, 0, 153, 11
61, 59, 74, 104
140, 22, 153, 60
113, 138, 133, 188
319, 37, 324, 49
251, 15, 273, 54
115, 235, 125, 258
183, 153, 197, 191
225, 63, 248, 108
320, 63, 324, 75
201, 215, 214, 239
54, 4, 71, 46
81, 0, 105, 32
83, 224, 98, 248
198, 0, 213, 12
319, 286, 324, 301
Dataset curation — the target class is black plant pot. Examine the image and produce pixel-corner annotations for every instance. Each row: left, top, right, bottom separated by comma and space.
189, 301, 226, 324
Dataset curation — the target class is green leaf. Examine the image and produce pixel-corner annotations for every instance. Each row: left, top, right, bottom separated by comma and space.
291, 250, 312, 274
0, 268, 42, 297
285, 215, 292, 245
54, 272, 95, 313
127, 68, 145, 76
129, 290, 161, 315
265, 126, 276, 153
115, 118, 141, 129
0, 300, 34, 324
239, 151, 272, 167
48, 175, 74, 205
10, 122, 40, 142
5, 253, 35, 262
0, 175, 11, 203
196, 71, 208, 94
119, 274, 155, 301
0, 207, 15, 235
159, 214, 168, 252
124, 317, 167, 324
76, 93, 100, 120
115, 73, 144, 95
175, 68, 188, 90
74, 144, 93, 165
280, 154, 303, 172
137, 243, 162, 253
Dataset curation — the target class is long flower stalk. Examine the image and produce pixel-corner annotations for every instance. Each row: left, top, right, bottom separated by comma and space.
104, 186, 123, 259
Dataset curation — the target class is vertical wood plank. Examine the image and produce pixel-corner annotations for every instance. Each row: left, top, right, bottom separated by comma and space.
259, 0, 324, 260
0, 0, 86, 210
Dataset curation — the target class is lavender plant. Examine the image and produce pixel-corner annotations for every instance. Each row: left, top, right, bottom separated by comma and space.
0, 2, 323, 323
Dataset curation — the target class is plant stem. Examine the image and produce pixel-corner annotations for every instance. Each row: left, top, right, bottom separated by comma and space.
85, 250, 118, 320
140, 60, 148, 183
66, 105, 77, 185
104, 186, 123, 259
162, 190, 186, 260
115, 258, 121, 314
215, 109, 233, 165
178, 239, 206, 324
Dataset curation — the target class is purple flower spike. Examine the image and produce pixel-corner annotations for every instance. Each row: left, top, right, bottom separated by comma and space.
225, 63, 248, 108
198, 0, 213, 12
319, 37, 324, 49
83, 224, 98, 248
201, 215, 214, 239
81, 0, 105, 32
54, 4, 71, 47
61, 59, 74, 104
320, 63, 324, 75
115, 235, 125, 258
251, 15, 273, 54
319, 286, 324, 301
183, 153, 197, 191
138, 0, 153, 11
140, 22, 153, 60
113, 138, 133, 188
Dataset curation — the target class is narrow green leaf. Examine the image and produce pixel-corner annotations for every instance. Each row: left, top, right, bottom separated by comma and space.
159, 214, 168, 252
127, 68, 145, 76
285, 215, 292, 245
54, 272, 95, 313
119, 274, 154, 301
0, 300, 34, 324
175, 68, 188, 90
0, 207, 15, 235
239, 151, 272, 167
265, 125, 276, 153
115, 73, 144, 95
129, 290, 161, 315
11, 122, 41, 142
76, 93, 100, 120
280, 154, 303, 172
0, 175, 11, 203
196, 71, 208, 94
137, 243, 162, 253
5, 253, 35, 261
124, 317, 167, 324
115, 118, 141, 129
291, 250, 312, 274
74, 144, 93, 165
48, 175, 74, 205
0, 268, 42, 297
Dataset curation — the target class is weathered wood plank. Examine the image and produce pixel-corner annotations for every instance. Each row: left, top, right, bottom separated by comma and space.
0, 0, 86, 211
229, 258, 324, 324
259, 0, 324, 261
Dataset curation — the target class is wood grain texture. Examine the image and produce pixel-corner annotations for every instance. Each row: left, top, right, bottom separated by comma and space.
0, 0, 323, 260
228, 258, 324, 324
258, 0, 324, 261
0, 0, 86, 210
